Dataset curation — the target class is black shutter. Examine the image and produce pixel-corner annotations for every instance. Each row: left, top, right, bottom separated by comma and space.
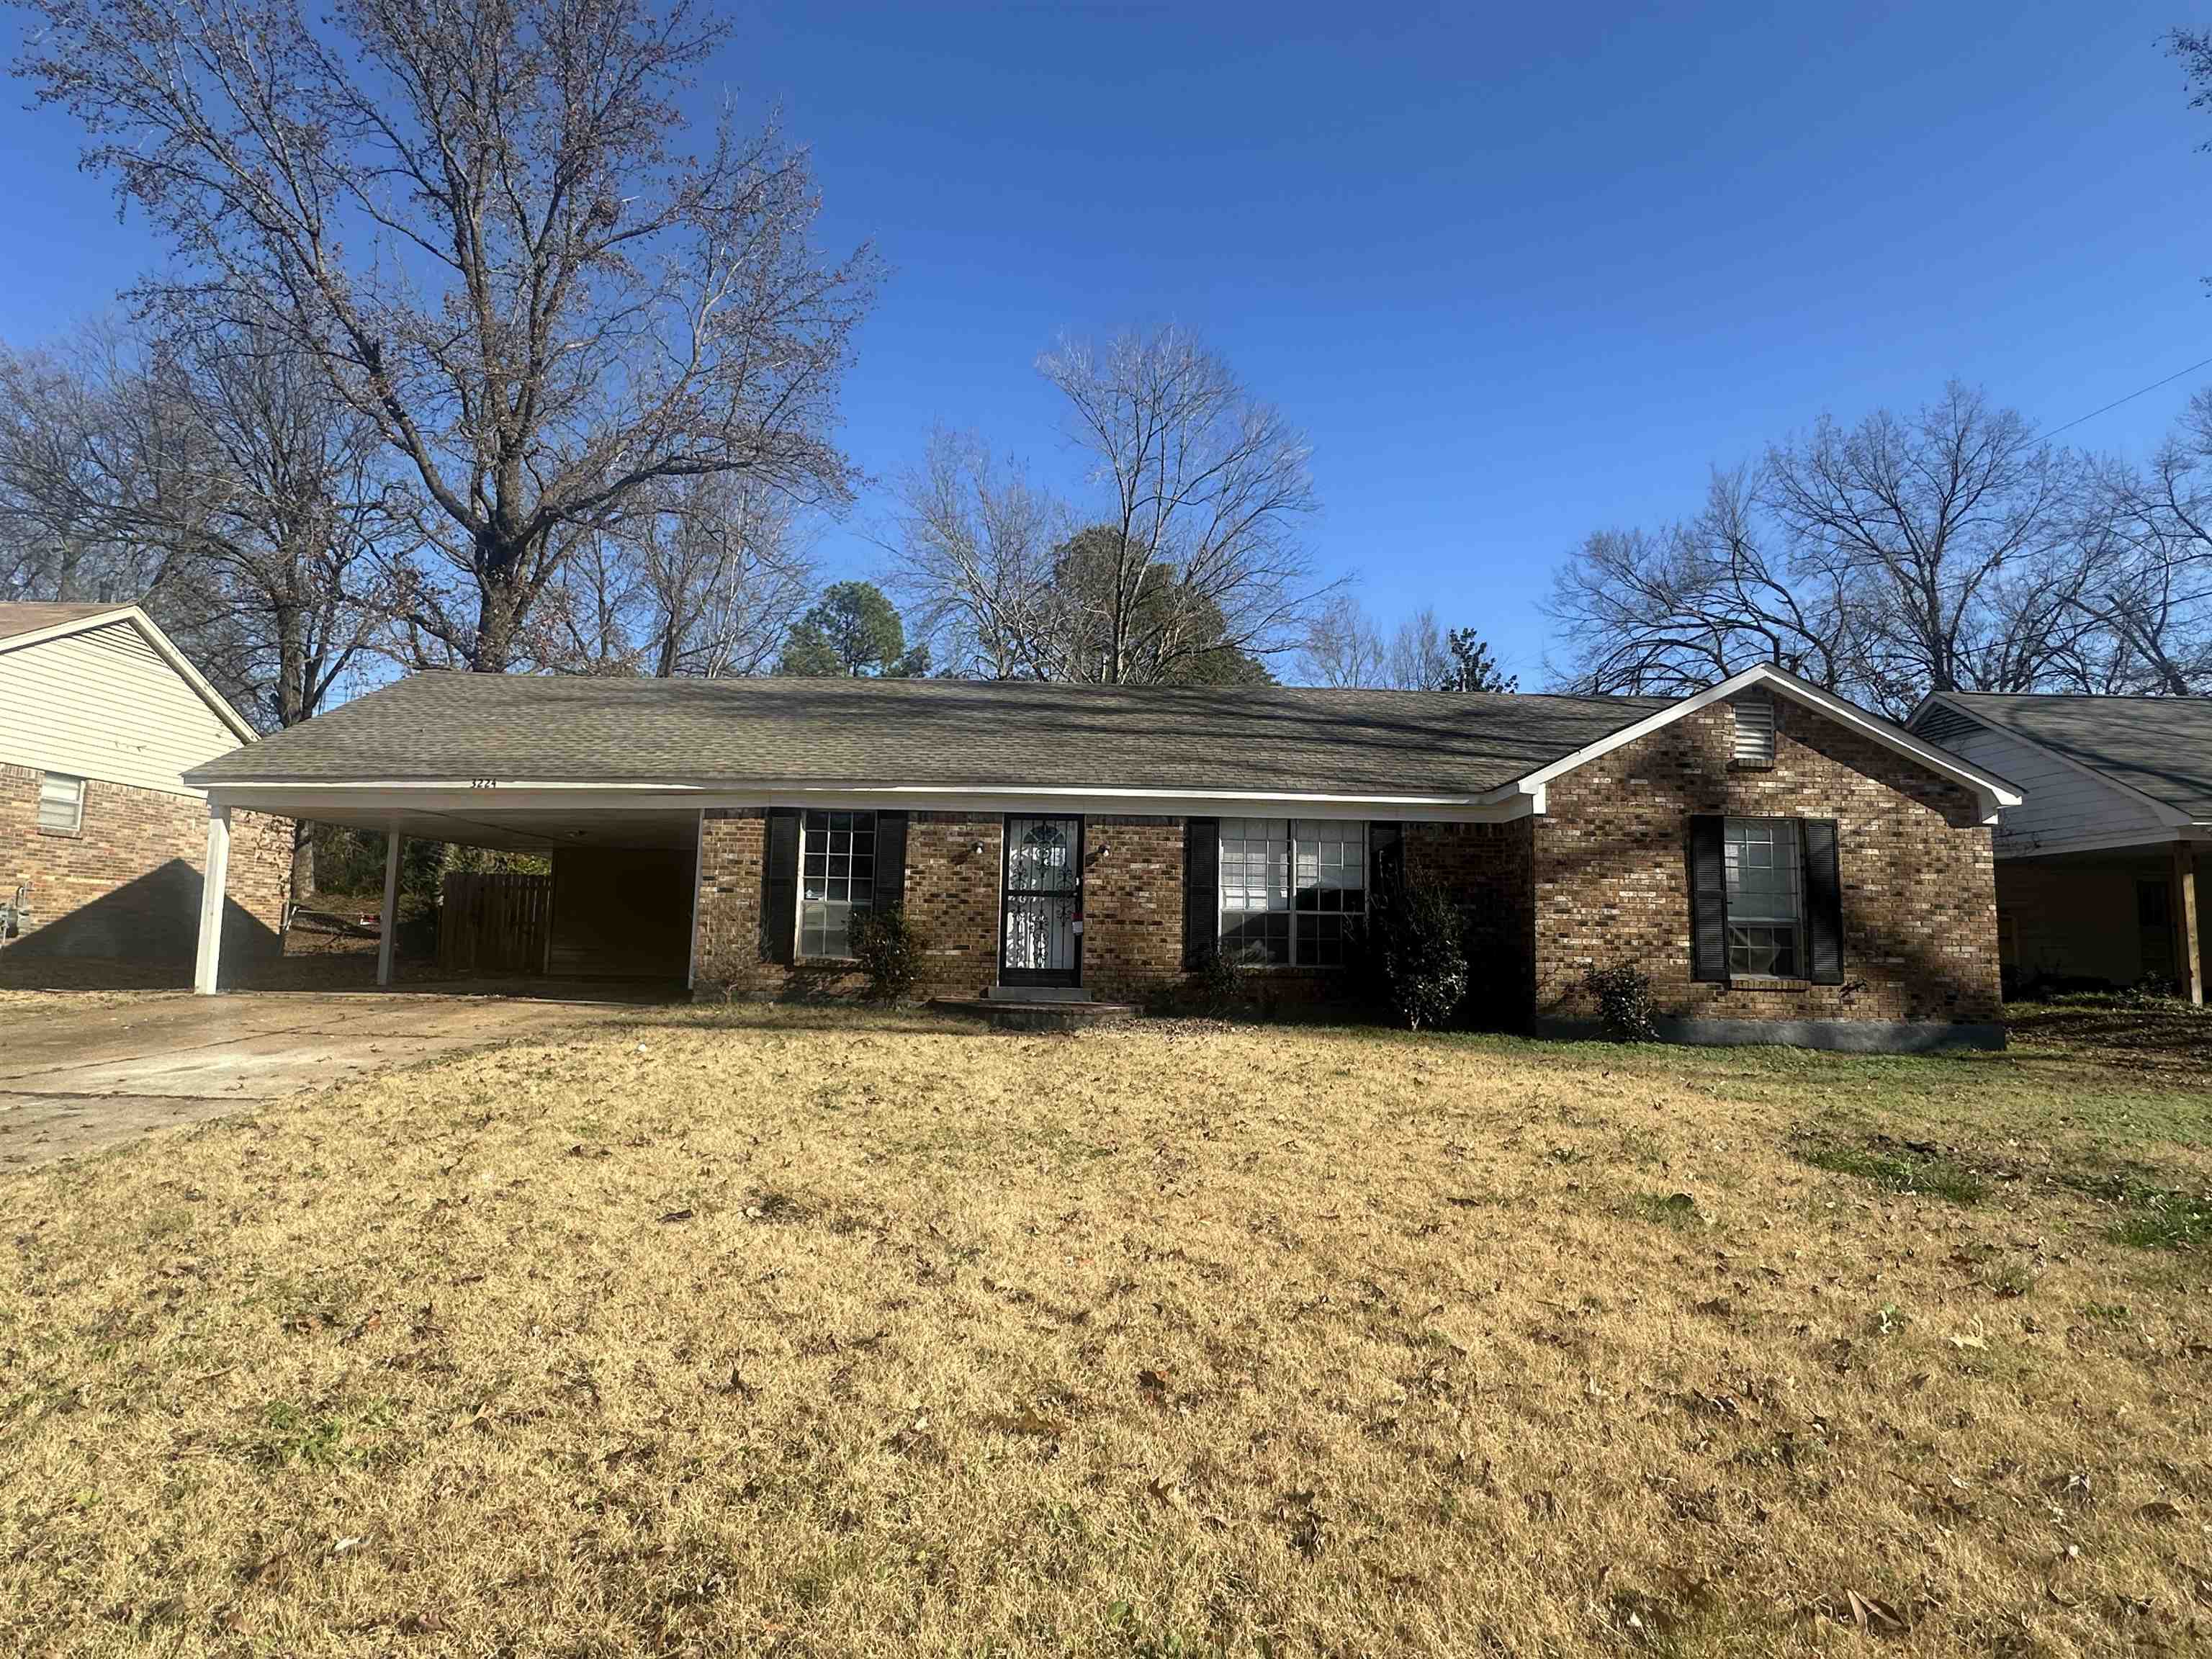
762, 808, 800, 964
1802, 818, 1844, 984
874, 811, 908, 909
1183, 817, 1219, 970
1688, 814, 1728, 983
1368, 821, 1404, 896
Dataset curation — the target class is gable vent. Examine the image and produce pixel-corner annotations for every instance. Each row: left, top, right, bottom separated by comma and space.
1732, 695, 1776, 765
1912, 704, 1983, 747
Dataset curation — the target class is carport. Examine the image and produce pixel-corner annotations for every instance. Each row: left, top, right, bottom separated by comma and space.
191, 787, 703, 994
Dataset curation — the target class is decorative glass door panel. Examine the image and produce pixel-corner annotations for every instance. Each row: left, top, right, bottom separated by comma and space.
1000, 816, 1082, 985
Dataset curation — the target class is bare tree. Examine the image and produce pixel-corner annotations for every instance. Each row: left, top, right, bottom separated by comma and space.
881, 428, 1064, 679
1548, 467, 1852, 696
1296, 593, 1390, 687
546, 473, 817, 676
1764, 383, 2091, 709
17, 0, 880, 672
1385, 607, 1455, 692
0, 323, 220, 610
2087, 392, 2212, 693
1031, 327, 1326, 683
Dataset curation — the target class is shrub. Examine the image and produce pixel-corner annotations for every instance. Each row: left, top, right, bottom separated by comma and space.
1583, 963, 1660, 1043
1195, 943, 1264, 1015
848, 903, 925, 1002
1367, 873, 1468, 1030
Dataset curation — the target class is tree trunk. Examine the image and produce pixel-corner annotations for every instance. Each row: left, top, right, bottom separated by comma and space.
472, 554, 525, 673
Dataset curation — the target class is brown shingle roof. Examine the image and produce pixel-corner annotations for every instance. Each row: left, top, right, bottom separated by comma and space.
186, 672, 1671, 798
0, 602, 132, 644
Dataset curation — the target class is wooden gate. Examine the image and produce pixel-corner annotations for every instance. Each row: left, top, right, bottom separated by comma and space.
437, 871, 553, 976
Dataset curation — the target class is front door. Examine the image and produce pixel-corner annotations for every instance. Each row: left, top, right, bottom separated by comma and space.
1000, 815, 1082, 986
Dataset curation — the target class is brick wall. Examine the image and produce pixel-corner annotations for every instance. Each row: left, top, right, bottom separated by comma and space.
1081, 815, 1185, 1003
1, 763, 290, 972
692, 809, 1004, 999
1530, 695, 2002, 1031
1406, 819, 1536, 1030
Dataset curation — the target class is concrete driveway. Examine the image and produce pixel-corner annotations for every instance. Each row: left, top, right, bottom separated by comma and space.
0, 989, 661, 1166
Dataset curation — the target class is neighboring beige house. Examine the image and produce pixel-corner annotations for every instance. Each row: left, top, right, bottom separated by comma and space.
0, 603, 291, 979
1908, 693, 2209, 1003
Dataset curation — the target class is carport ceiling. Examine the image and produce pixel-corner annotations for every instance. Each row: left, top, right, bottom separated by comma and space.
288, 804, 698, 852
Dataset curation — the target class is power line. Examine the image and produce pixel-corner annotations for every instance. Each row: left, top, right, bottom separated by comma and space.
2038, 353, 2212, 440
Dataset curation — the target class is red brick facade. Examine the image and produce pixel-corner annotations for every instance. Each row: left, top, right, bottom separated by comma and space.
1531, 694, 2002, 1034
693, 809, 1004, 999
1079, 816, 1186, 1002
1, 763, 291, 973
686, 695, 2002, 1044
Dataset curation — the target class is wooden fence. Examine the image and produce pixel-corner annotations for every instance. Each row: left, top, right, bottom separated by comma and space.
437, 871, 554, 976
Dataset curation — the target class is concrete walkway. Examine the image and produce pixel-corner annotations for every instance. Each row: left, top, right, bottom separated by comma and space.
0, 989, 661, 1166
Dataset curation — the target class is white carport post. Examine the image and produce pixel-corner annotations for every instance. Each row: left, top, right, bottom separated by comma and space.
192, 802, 231, 996
377, 822, 403, 989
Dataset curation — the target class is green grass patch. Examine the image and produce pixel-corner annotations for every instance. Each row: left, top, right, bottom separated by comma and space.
1633, 1191, 1701, 1228
1795, 1135, 1987, 1205
2105, 1184, 2212, 1251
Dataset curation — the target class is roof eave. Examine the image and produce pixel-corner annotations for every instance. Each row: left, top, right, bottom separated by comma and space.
1488, 665, 2025, 823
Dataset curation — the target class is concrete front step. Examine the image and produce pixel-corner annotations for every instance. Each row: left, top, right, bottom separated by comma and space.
982, 984, 1092, 1003
930, 995, 1140, 1032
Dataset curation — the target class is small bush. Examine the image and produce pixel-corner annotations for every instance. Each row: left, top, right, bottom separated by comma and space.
848, 903, 925, 1002
1583, 963, 1660, 1043
1195, 943, 1261, 1015
1367, 873, 1468, 1031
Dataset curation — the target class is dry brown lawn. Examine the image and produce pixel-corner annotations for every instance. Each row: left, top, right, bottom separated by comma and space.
4, 1007, 2211, 1657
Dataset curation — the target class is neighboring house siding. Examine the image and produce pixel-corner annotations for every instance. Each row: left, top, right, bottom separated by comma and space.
1532, 694, 2002, 1035
1, 763, 289, 969
1920, 714, 2168, 855
0, 619, 246, 796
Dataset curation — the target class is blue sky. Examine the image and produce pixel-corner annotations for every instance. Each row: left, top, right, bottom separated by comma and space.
4, 2, 2209, 683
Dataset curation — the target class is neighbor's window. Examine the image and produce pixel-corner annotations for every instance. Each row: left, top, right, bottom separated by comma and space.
1218, 817, 1367, 966
799, 809, 875, 958
37, 772, 84, 834
1723, 817, 1802, 976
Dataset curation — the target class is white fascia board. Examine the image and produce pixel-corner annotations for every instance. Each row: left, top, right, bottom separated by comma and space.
1920, 691, 2195, 830
200, 779, 1534, 824
1483, 665, 2026, 823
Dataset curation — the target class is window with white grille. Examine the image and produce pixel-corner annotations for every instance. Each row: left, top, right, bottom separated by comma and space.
37, 773, 84, 834
1732, 696, 1776, 765
1218, 819, 1366, 966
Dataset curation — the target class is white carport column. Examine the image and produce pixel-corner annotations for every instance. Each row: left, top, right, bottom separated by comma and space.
193, 803, 232, 995
377, 822, 403, 989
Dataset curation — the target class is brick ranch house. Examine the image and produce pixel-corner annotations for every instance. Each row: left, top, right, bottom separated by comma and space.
1, 603, 290, 976
181, 662, 2023, 1049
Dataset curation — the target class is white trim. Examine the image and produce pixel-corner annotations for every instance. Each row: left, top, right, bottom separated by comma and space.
200, 781, 1529, 825
1911, 691, 2196, 830
1490, 664, 2026, 824
193, 803, 230, 995
1, 605, 260, 745
377, 824, 401, 988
